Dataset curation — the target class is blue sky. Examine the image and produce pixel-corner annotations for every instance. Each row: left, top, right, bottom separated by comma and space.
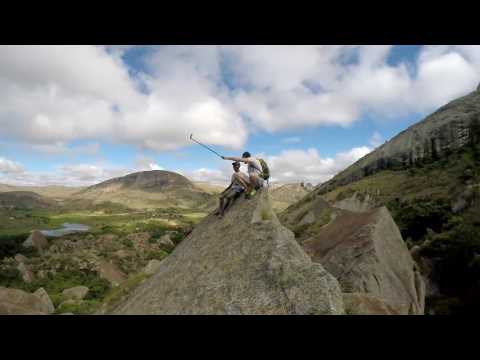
0, 45, 479, 186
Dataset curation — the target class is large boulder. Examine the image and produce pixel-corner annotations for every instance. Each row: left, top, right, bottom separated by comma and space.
33, 288, 55, 314
23, 230, 49, 253
112, 190, 344, 315
16, 262, 34, 283
332, 191, 377, 213
158, 234, 175, 251
303, 206, 425, 315
62, 286, 89, 301
0, 287, 50, 315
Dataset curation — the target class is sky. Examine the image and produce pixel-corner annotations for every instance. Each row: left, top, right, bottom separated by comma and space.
1, 45, 480, 187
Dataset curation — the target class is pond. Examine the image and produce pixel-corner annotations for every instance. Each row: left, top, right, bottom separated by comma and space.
40, 223, 90, 237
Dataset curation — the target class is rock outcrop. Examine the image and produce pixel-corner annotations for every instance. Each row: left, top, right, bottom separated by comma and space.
23, 230, 49, 253
112, 190, 345, 315
333, 191, 377, 213
62, 286, 89, 301
143, 259, 163, 275
33, 288, 55, 314
302, 206, 425, 314
317, 87, 480, 194
0, 287, 51, 315
96, 260, 126, 287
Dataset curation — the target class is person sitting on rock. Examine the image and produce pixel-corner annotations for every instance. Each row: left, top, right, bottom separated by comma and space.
222, 152, 264, 197
215, 162, 250, 218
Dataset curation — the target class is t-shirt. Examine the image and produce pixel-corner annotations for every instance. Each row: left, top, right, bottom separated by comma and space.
231, 171, 249, 190
246, 157, 262, 176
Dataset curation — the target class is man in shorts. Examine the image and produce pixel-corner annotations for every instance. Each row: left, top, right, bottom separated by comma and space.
215, 162, 250, 218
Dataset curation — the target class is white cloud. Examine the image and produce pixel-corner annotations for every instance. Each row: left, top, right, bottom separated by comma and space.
186, 168, 228, 184
264, 146, 372, 185
135, 155, 164, 171
1, 45, 480, 160
0, 45, 247, 152
0, 157, 24, 174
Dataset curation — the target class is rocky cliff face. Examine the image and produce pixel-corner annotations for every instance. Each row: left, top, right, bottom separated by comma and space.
280, 192, 425, 314
318, 86, 480, 193
112, 190, 345, 315
303, 207, 425, 314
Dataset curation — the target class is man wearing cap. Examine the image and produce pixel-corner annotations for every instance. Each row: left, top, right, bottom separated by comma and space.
215, 162, 250, 218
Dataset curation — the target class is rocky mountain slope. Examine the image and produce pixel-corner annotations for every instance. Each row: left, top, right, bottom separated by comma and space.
317, 85, 480, 194
73, 170, 215, 210
111, 189, 424, 315
111, 190, 344, 315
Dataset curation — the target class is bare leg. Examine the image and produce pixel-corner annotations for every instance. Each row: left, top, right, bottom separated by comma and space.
215, 197, 225, 216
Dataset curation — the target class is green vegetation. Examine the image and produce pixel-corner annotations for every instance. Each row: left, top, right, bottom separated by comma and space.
0, 269, 111, 314
0, 233, 36, 259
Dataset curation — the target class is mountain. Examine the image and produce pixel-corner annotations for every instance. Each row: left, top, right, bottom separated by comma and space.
74, 170, 215, 210
269, 183, 311, 212
290, 85, 480, 315
317, 85, 480, 194
0, 191, 56, 210
191, 181, 224, 194
0, 184, 82, 200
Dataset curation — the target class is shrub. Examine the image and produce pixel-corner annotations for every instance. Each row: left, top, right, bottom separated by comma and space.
145, 250, 169, 261
0, 233, 36, 259
0, 267, 24, 289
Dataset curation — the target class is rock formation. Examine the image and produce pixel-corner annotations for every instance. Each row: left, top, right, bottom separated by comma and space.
23, 230, 49, 253
302, 207, 425, 314
112, 190, 345, 315
0, 287, 51, 315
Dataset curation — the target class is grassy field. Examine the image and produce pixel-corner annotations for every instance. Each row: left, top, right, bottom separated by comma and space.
0, 201, 209, 240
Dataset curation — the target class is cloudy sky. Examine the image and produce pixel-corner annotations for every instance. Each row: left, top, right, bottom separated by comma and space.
1, 45, 479, 187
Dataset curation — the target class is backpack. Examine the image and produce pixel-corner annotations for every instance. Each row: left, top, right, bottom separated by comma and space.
257, 158, 270, 181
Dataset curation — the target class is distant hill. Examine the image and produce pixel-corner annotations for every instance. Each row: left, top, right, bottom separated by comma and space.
191, 181, 225, 194
0, 191, 56, 209
74, 170, 215, 210
0, 184, 82, 200
270, 183, 311, 212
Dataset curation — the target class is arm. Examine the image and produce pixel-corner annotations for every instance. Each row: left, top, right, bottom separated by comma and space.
222, 156, 249, 164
